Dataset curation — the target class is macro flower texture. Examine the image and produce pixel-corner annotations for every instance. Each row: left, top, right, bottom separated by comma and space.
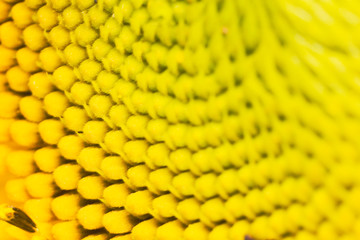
0, 0, 360, 239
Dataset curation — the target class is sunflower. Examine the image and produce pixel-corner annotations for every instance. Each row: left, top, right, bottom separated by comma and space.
0, 0, 360, 239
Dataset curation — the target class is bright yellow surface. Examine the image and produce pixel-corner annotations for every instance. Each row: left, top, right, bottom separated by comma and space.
0, 0, 360, 240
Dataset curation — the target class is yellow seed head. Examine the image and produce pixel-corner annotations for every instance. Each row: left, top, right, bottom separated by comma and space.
1, 1, 360, 240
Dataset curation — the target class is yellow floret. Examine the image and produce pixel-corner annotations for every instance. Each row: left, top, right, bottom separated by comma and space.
77, 147, 104, 172
33, 147, 61, 172
208, 224, 230, 240
75, 24, 98, 47
102, 183, 131, 208
25, 173, 54, 198
62, 106, 89, 132
5, 178, 30, 203
0, 119, 13, 143
38, 47, 63, 72
156, 220, 184, 240
151, 194, 177, 219
88, 94, 112, 118
52, 65, 77, 91
88, 6, 109, 30
229, 220, 250, 240
126, 164, 150, 189
43, 91, 69, 117
78, 59, 102, 82
62, 6, 82, 30
52, 221, 81, 240
171, 172, 195, 198
16, 47, 40, 73
48, 0, 70, 11
53, 164, 82, 190
38, 119, 65, 144
11, 2, 33, 28
77, 203, 104, 230
0, 21, 23, 48
51, 194, 80, 220
36, 5, 58, 30
148, 168, 173, 194
0, 46, 16, 72
109, 235, 132, 240
126, 115, 149, 139
0, 92, 20, 118
10, 120, 40, 148
209, 200, 232, 225
183, 222, 209, 240
123, 140, 148, 164
176, 198, 201, 223
28, 72, 54, 98
49, 26, 71, 50
125, 190, 153, 217
103, 48, 123, 73
100, 156, 127, 180
6, 150, 35, 177
63, 44, 87, 67
146, 143, 170, 168
108, 105, 130, 127
102, 210, 134, 234
24, 198, 53, 222
19, 96, 45, 122
0, 74, 7, 91
82, 120, 108, 144
131, 218, 158, 240
24, 0, 45, 9
70, 82, 95, 105
92, 39, 112, 61
96, 71, 119, 93
0, 1, 10, 23
75, 0, 94, 10
23, 24, 47, 51
77, 175, 104, 199
82, 234, 107, 240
